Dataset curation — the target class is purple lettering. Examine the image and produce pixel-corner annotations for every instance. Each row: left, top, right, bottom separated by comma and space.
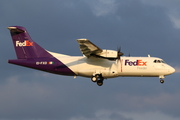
129, 61, 133, 66
125, 60, 129, 66
124, 59, 147, 66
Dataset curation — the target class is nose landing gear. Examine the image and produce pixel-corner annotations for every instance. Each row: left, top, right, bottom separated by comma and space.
91, 74, 104, 86
159, 75, 165, 84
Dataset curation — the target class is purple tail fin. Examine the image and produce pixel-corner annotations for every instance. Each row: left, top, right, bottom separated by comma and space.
8, 26, 53, 59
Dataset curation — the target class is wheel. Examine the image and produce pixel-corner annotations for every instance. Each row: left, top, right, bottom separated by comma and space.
97, 80, 103, 86
160, 79, 164, 84
91, 76, 97, 82
91, 74, 100, 82
91, 74, 104, 86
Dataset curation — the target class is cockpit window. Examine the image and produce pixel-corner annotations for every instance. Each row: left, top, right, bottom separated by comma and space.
153, 59, 166, 63
161, 60, 165, 63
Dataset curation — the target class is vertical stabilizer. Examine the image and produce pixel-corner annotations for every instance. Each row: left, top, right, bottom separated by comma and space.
8, 26, 53, 59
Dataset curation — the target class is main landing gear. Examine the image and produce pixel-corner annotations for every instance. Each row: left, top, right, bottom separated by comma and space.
91, 74, 104, 86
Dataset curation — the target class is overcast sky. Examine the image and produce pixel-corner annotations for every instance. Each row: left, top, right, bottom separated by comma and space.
1, 0, 180, 120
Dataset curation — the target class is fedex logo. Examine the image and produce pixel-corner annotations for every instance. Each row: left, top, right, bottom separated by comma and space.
16, 40, 33, 47
125, 59, 147, 66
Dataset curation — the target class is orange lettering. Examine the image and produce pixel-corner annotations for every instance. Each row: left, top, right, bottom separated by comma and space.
142, 61, 147, 66
138, 60, 142, 66
26, 40, 33, 46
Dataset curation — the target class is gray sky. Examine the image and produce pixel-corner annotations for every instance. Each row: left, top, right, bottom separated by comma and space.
1, 0, 180, 120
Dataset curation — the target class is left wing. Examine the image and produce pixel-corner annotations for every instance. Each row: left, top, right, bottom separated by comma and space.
77, 39, 103, 57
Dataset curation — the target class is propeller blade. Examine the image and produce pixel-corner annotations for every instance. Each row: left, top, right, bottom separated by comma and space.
117, 47, 124, 59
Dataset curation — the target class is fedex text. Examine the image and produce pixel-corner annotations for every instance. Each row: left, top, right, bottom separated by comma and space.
125, 59, 147, 66
16, 40, 33, 47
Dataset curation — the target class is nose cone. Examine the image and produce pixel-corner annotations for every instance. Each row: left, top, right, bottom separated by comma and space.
169, 66, 175, 74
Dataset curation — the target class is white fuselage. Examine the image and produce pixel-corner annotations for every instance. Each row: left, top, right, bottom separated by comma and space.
50, 52, 175, 78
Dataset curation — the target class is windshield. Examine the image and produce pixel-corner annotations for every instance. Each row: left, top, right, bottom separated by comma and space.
153, 59, 166, 63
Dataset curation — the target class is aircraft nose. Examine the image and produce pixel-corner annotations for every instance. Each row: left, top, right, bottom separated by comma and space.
169, 66, 175, 74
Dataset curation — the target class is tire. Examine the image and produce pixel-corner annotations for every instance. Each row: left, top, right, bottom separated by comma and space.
160, 79, 164, 84
91, 76, 97, 82
97, 80, 103, 86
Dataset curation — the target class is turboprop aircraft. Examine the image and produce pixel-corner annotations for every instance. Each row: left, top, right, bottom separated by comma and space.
7, 26, 175, 86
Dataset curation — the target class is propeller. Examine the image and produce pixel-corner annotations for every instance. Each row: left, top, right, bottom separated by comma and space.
117, 47, 124, 60
116, 47, 124, 72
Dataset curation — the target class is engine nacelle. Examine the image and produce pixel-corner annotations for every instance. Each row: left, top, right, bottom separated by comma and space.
99, 49, 117, 58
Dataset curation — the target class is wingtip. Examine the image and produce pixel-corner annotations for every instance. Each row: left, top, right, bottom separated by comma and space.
7, 26, 17, 30
77, 38, 89, 42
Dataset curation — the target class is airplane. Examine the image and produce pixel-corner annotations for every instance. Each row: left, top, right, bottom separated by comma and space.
7, 26, 175, 86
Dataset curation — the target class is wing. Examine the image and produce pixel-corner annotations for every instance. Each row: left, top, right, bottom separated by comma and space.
77, 39, 103, 57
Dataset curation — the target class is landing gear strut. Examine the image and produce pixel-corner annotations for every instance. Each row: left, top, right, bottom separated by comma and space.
91, 74, 104, 86
159, 75, 165, 84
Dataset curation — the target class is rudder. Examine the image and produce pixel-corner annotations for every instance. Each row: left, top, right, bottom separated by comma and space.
8, 26, 53, 59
